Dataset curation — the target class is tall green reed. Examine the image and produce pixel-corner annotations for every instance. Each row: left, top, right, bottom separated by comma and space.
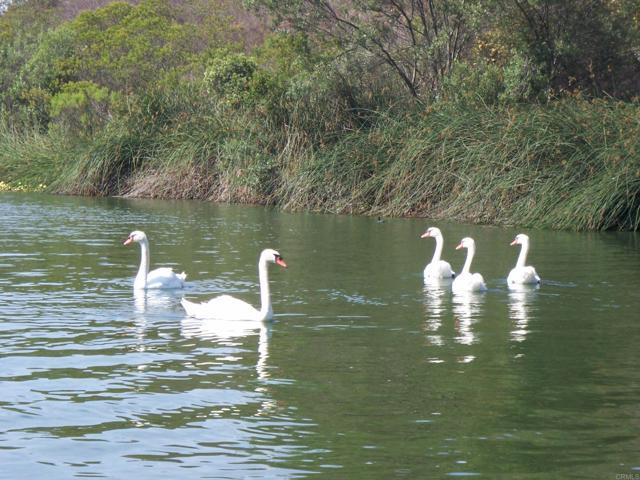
3, 93, 638, 230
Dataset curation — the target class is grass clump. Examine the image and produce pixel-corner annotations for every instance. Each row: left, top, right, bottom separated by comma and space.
0, 120, 71, 191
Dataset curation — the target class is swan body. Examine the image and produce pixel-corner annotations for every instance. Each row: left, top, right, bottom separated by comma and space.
181, 249, 287, 321
452, 237, 487, 293
124, 230, 186, 290
421, 227, 455, 281
507, 233, 541, 287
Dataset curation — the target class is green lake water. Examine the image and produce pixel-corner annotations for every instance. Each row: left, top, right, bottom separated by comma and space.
0, 193, 638, 479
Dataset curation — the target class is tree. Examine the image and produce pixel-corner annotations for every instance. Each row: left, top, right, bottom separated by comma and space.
0, 0, 65, 123
492, 0, 640, 98
15, 0, 240, 96
247, 0, 485, 99
49, 80, 115, 135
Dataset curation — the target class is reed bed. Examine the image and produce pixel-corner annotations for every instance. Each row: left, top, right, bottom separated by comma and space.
2, 98, 638, 230
282, 100, 640, 230
0, 121, 69, 189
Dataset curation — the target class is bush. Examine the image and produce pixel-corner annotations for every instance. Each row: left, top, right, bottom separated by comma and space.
441, 60, 504, 106
204, 52, 258, 105
500, 52, 549, 103
49, 81, 116, 136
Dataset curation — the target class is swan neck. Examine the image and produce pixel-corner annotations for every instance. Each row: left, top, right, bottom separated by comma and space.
258, 259, 272, 320
135, 238, 150, 288
431, 235, 443, 263
461, 245, 475, 274
516, 242, 529, 269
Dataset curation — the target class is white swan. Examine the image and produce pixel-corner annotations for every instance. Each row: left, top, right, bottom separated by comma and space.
507, 233, 541, 287
421, 226, 455, 281
124, 230, 186, 290
452, 237, 487, 293
181, 248, 287, 321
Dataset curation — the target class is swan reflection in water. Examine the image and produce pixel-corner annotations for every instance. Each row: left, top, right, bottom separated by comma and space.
133, 288, 183, 314
132, 289, 185, 352
180, 317, 273, 382
508, 284, 540, 343
451, 291, 485, 347
422, 279, 453, 346
181, 317, 278, 417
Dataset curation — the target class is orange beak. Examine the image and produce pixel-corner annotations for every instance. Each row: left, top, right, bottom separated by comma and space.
510, 239, 518, 246
455, 243, 463, 250
123, 237, 133, 246
276, 257, 287, 268
420, 231, 431, 238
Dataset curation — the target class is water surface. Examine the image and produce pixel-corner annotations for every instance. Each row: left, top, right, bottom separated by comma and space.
0, 193, 639, 479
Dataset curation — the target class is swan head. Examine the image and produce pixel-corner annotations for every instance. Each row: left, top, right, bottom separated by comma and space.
260, 248, 287, 268
455, 237, 476, 250
124, 230, 147, 246
510, 233, 530, 246
420, 226, 442, 239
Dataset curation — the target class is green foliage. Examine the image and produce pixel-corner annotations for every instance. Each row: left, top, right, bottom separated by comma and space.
278, 99, 640, 230
1, 0, 239, 132
255, 32, 314, 80
46, 86, 639, 231
10, 0, 211, 114
5, 65, 640, 230
15, 87, 51, 127
55, 0, 190, 92
441, 60, 504, 106
248, 0, 486, 99
19, 23, 77, 94
500, 52, 549, 103
201, 48, 294, 115
204, 53, 258, 103
292, 68, 361, 133
0, 0, 60, 123
2, 0, 640, 232
49, 81, 116, 136
489, 0, 640, 98
0, 117, 70, 189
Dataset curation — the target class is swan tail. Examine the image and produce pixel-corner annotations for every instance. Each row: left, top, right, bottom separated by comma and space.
178, 271, 187, 282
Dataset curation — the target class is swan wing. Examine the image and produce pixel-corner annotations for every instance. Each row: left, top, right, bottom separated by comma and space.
508, 266, 541, 285
424, 260, 455, 280
471, 273, 487, 291
525, 266, 541, 284
453, 272, 486, 293
181, 295, 260, 321
452, 273, 469, 293
146, 267, 186, 289
423, 262, 437, 279
438, 260, 455, 278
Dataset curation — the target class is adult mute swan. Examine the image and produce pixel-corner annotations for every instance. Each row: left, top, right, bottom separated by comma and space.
421, 227, 455, 281
181, 248, 287, 321
507, 233, 541, 287
124, 230, 186, 290
452, 237, 487, 293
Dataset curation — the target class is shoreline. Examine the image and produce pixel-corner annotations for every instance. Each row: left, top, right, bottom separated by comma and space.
2, 100, 639, 232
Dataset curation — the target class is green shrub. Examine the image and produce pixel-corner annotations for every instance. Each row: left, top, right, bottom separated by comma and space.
204, 53, 258, 104
49, 81, 116, 136
441, 60, 504, 106
501, 52, 549, 103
